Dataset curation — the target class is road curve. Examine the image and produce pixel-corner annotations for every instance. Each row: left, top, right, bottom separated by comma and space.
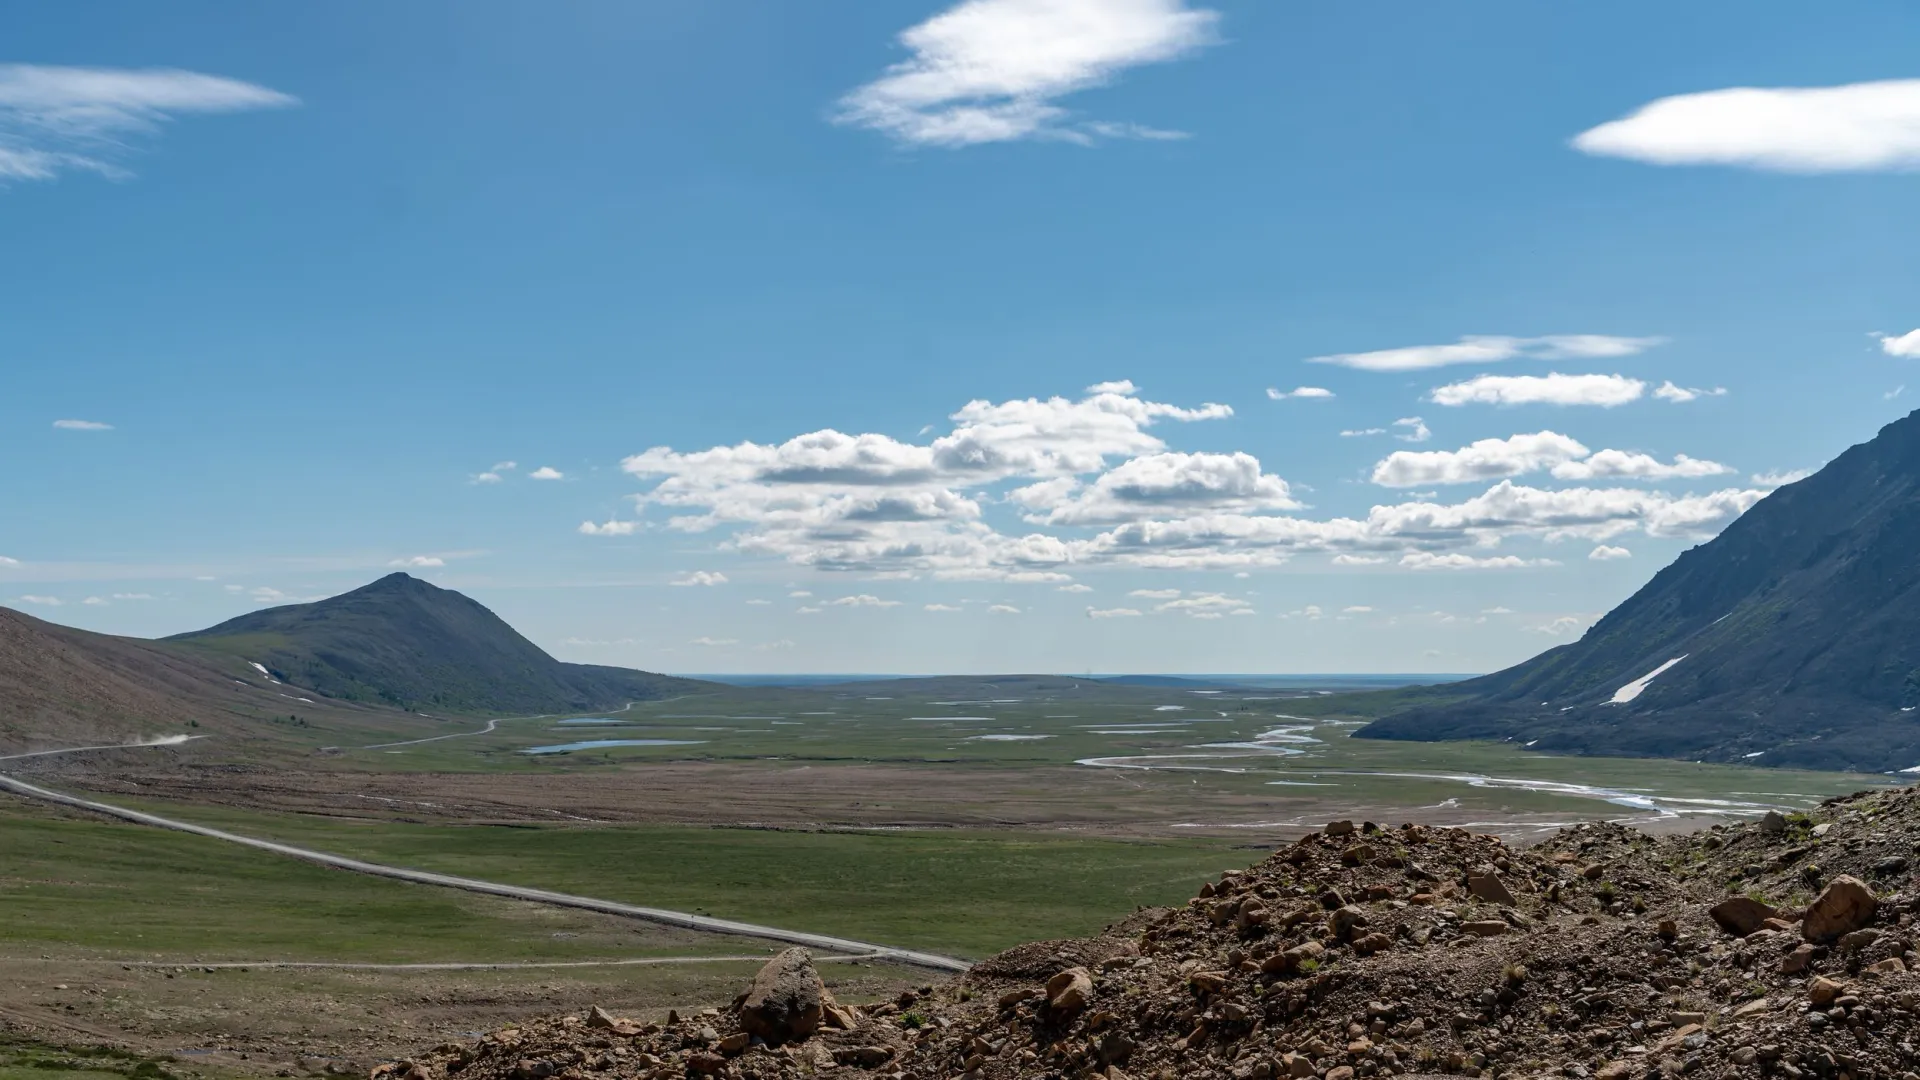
0, 747, 970, 974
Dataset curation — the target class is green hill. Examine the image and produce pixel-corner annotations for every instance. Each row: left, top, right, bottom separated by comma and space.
169, 573, 702, 715
1360, 407, 1920, 773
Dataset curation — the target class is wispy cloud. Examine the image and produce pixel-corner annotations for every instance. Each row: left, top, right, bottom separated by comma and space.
16, 594, 63, 606
1055, 583, 1093, 593
1087, 606, 1142, 618
0, 64, 296, 184
834, 0, 1220, 147
690, 636, 738, 647
52, 418, 112, 430
828, 594, 901, 608
1430, 373, 1646, 408
988, 603, 1022, 614
1400, 552, 1559, 571
925, 603, 963, 612
578, 519, 638, 536
1652, 381, 1728, 404
1266, 386, 1333, 400
1393, 417, 1431, 443
1574, 79, 1920, 173
670, 570, 728, 587
1308, 334, 1663, 372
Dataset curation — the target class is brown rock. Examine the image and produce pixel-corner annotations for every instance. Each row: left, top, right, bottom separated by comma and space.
685, 1053, 725, 1077
1780, 944, 1816, 974
1326, 1067, 1355, 1080
716, 1032, 749, 1056
1327, 905, 1369, 941
1867, 957, 1908, 974
1045, 966, 1093, 1018
1461, 920, 1508, 937
1188, 970, 1228, 995
1340, 843, 1375, 867
1325, 820, 1355, 836
1808, 976, 1844, 1007
1281, 1052, 1315, 1078
1707, 896, 1778, 937
1352, 932, 1393, 956
1466, 873, 1517, 906
1802, 875, 1878, 942
739, 948, 825, 1043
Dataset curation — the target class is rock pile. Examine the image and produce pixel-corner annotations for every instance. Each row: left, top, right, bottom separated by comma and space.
390, 787, 1920, 1080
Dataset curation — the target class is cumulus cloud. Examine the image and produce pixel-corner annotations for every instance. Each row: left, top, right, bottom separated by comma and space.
578, 519, 639, 536
1880, 330, 1920, 358
833, 0, 1220, 148
828, 594, 901, 607
1372, 432, 1590, 488
925, 603, 963, 612
1573, 79, 1920, 173
670, 571, 728, 587
1652, 381, 1728, 403
52, 418, 112, 430
1055, 583, 1093, 593
988, 604, 1021, 614
388, 556, 446, 568
474, 472, 505, 484
0, 64, 297, 183
1087, 606, 1142, 618
1550, 450, 1731, 482
1155, 592, 1249, 616
1394, 417, 1431, 443
1308, 335, 1663, 372
1589, 545, 1632, 560
529, 466, 564, 480
1267, 386, 1334, 400
1430, 373, 1646, 408
1331, 554, 1387, 565
1399, 552, 1558, 570
1020, 451, 1298, 525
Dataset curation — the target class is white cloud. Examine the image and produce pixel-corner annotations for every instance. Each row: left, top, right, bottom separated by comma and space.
16, 594, 62, 606
988, 603, 1022, 614
388, 556, 446, 568
1888, 386, 1906, 401
789, 590, 813, 598
690, 636, 738, 647
52, 418, 113, 430
1308, 334, 1663, 372
1430, 373, 1646, 408
0, 64, 297, 183
82, 596, 107, 606
1372, 432, 1590, 487
833, 0, 1220, 148
796, 605, 822, 614
1155, 592, 1249, 616
1340, 428, 1385, 438
1393, 417, 1431, 443
1331, 554, 1387, 565
1880, 330, 1920, 358
1055, 583, 1093, 593
474, 472, 505, 484
493, 461, 519, 472
1573, 79, 1920, 173
1652, 381, 1728, 403
1399, 552, 1558, 571
529, 466, 564, 481
1342, 605, 1372, 613
1589, 545, 1632, 561
111, 593, 153, 600
1266, 386, 1334, 400
0, 556, 17, 567
1087, 606, 1142, 618
1021, 451, 1298, 525
756, 639, 796, 651
1752, 468, 1815, 489
671, 570, 729, 587
746, 598, 772, 606
925, 603, 963, 612
828, 594, 902, 608
1550, 450, 1731, 482
1129, 588, 1181, 599
1481, 606, 1514, 615
578, 519, 639, 536
1527, 615, 1590, 636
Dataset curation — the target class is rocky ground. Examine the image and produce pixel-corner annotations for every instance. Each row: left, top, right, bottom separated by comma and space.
396, 784, 1920, 1080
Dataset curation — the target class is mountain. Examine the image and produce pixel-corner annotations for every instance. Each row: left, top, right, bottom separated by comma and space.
1359, 408, 1920, 773
169, 573, 702, 714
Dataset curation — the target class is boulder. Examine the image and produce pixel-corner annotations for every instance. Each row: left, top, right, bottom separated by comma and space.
1046, 966, 1093, 1018
739, 948, 825, 1043
1707, 896, 1778, 937
1324, 820, 1355, 836
1466, 873, 1517, 906
1801, 875, 1878, 943
1808, 976, 1844, 1007
1758, 810, 1787, 834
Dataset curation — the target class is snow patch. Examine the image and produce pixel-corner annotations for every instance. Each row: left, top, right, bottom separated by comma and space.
1610, 655, 1687, 704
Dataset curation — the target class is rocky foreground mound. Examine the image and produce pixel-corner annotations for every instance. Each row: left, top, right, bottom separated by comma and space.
392, 785, 1920, 1080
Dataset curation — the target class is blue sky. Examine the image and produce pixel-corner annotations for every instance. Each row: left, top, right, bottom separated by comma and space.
5, 0, 1920, 675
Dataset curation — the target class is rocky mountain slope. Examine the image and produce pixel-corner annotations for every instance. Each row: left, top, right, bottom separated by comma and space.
395, 785, 1920, 1080
169, 573, 701, 714
1361, 408, 1920, 773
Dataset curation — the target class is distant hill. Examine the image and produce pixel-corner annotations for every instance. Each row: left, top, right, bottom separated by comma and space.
169, 573, 703, 715
1360, 409, 1920, 773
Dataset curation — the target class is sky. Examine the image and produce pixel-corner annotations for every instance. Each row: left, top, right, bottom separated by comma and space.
5, 0, 1920, 675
